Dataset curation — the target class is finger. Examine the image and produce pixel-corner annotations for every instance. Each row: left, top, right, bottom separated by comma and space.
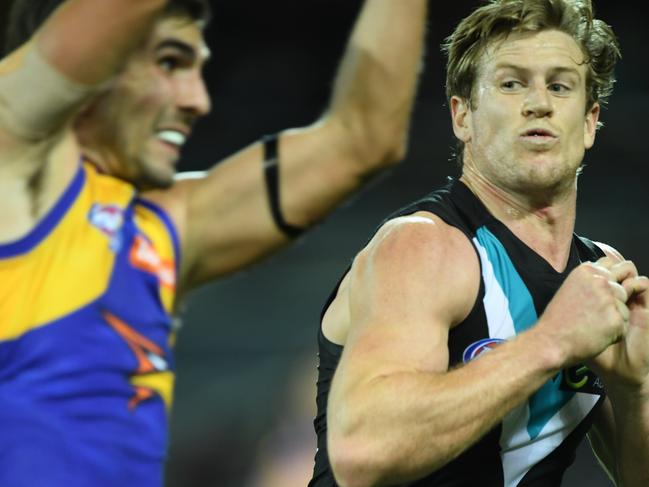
585, 262, 613, 281
595, 257, 616, 270
624, 275, 649, 305
615, 298, 630, 324
609, 280, 629, 304
609, 260, 639, 284
609, 299, 629, 346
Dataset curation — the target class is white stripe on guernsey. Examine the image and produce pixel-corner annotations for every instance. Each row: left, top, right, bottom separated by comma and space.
472, 238, 517, 340
472, 237, 600, 486
500, 393, 600, 486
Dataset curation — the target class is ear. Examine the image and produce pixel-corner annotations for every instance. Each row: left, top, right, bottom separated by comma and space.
450, 96, 472, 143
584, 102, 600, 149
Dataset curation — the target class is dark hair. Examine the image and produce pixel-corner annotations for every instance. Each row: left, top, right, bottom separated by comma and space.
2, 0, 211, 56
442, 0, 621, 166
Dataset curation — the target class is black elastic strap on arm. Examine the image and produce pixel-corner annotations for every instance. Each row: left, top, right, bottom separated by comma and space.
262, 134, 305, 238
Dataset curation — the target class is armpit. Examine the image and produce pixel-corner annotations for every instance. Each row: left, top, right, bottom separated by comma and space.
0, 42, 95, 141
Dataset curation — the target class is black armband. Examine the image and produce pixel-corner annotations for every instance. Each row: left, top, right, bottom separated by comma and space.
262, 134, 305, 238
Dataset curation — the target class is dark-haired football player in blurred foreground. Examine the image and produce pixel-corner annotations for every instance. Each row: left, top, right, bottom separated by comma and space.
0, 0, 428, 485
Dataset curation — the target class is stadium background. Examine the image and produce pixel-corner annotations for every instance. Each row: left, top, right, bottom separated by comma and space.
2, 1, 648, 485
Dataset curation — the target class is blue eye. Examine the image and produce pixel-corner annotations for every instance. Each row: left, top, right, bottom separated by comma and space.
501, 80, 522, 90
549, 83, 570, 93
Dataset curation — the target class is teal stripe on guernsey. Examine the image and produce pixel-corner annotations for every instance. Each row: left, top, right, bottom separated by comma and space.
475, 227, 573, 439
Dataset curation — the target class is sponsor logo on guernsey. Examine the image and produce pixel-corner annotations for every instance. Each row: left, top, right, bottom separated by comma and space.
129, 234, 176, 289
89, 204, 125, 251
462, 338, 506, 364
560, 364, 606, 395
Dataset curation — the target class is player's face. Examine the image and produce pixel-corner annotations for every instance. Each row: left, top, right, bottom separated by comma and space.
77, 16, 211, 189
455, 29, 599, 199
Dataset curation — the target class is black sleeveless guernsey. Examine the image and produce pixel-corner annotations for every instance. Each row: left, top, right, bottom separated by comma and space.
309, 180, 606, 487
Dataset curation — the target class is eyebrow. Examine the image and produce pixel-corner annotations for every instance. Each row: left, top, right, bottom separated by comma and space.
156, 39, 211, 63
494, 63, 582, 80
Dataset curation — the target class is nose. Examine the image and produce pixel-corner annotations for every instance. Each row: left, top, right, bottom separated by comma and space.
177, 70, 211, 118
522, 83, 552, 118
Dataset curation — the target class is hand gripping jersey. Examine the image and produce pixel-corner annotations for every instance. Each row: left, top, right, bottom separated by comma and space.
0, 162, 179, 486
309, 180, 606, 487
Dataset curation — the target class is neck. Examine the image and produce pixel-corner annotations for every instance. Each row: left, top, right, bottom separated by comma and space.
460, 164, 577, 272
78, 141, 130, 182
74, 115, 125, 180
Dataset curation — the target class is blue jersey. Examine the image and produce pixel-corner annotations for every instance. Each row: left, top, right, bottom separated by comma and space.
0, 162, 179, 486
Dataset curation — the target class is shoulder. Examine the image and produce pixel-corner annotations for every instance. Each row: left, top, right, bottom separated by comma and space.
358, 211, 475, 267
351, 211, 480, 325
140, 179, 191, 246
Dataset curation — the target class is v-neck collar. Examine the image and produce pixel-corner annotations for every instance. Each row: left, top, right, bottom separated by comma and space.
449, 180, 580, 279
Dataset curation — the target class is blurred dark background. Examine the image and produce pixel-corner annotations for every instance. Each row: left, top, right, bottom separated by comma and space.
4, 1, 648, 485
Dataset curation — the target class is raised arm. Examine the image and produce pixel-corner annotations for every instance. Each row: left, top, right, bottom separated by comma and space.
0, 0, 169, 244
155, 0, 428, 290
0, 0, 168, 142
326, 216, 632, 487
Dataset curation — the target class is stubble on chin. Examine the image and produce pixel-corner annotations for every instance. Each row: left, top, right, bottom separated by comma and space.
508, 156, 580, 202
130, 153, 177, 191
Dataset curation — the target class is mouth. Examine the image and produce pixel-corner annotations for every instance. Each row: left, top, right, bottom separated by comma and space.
520, 128, 557, 138
156, 129, 188, 152
519, 128, 558, 147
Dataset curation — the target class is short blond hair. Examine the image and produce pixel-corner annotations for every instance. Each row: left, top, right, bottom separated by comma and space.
443, 0, 620, 164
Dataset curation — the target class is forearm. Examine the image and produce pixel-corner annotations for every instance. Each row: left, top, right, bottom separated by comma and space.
329, 329, 563, 487
269, 1, 427, 230
609, 391, 649, 486
38, 0, 168, 85
0, 0, 167, 140
326, 0, 427, 167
